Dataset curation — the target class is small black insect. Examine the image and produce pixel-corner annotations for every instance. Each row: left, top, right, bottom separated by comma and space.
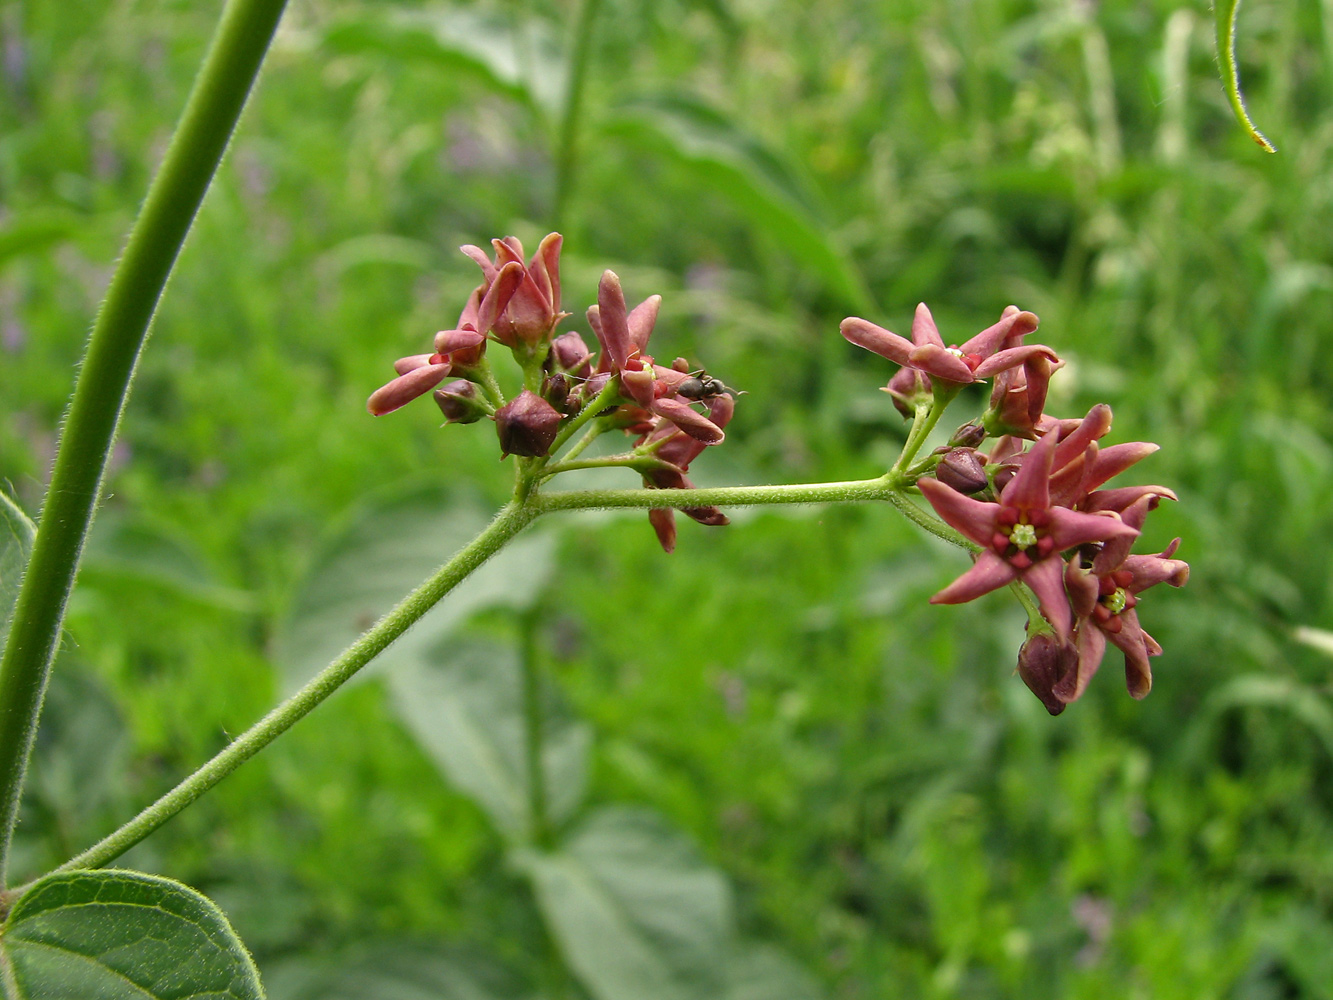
676, 372, 736, 401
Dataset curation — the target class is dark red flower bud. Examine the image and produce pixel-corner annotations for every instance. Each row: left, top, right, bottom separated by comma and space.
544, 372, 571, 412
934, 448, 989, 494
1017, 633, 1078, 716
550, 331, 592, 377
433, 379, 486, 424
495, 389, 562, 457
882, 367, 932, 418
949, 423, 987, 449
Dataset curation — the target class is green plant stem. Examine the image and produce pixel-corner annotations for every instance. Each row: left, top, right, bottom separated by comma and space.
542, 453, 653, 475
549, 421, 606, 468
519, 609, 551, 848
546, 377, 620, 459
44, 502, 536, 880
535, 477, 897, 514
883, 491, 974, 551
0, 0, 288, 888
891, 393, 954, 481
551, 0, 603, 229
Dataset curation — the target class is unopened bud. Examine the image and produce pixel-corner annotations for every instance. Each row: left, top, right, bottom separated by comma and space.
934, 448, 988, 494
882, 367, 932, 419
433, 380, 486, 424
1016, 633, 1078, 716
949, 422, 986, 449
544, 372, 571, 412
495, 389, 562, 457
549, 331, 592, 377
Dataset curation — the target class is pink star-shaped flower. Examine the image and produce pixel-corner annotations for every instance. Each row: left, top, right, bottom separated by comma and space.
842, 303, 1056, 387
917, 431, 1139, 637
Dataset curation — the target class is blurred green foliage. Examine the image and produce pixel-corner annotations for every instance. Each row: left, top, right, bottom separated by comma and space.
4, 0, 1333, 995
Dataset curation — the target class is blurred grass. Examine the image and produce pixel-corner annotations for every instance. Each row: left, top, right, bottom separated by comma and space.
4, 0, 1333, 995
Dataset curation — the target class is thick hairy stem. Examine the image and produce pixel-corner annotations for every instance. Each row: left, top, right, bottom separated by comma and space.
0, 0, 289, 887
42, 503, 535, 880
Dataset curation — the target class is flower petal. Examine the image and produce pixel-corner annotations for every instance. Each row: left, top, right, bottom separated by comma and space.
1022, 556, 1072, 639
1056, 624, 1107, 703
648, 507, 676, 553
1045, 506, 1138, 550
1082, 442, 1159, 493
917, 478, 1001, 548
971, 343, 1058, 379
1081, 485, 1177, 513
1053, 404, 1113, 471
1122, 553, 1190, 592
911, 303, 946, 349
840, 317, 916, 366
930, 550, 1019, 604
531, 232, 562, 312
477, 261, 525, 335
460, 244, 497, 284
393, 354, 436, 375
999, 430, 1056, 511
651, 397, 725, 444
433, 329, 487, 355
595, 270, 633, 370
907, 343, 975, 383
367, 362, 452, 415
627, 295, 661, 356
961, 308, 1040, 358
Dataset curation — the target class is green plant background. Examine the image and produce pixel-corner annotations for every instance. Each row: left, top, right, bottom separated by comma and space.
3, 0, 1332, 995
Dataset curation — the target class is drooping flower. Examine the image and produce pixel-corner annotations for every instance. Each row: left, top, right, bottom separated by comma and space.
842, 303, 1056, 388
1058, 495, 1190, 705
637, 393, 735, 552
917, 431, 1139, 637
586, 271, 726, 445
1016, 632, 1080, 716
366, 326, 489, 416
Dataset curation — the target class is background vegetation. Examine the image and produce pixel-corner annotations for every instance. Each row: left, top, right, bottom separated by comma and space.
3, 0, 1333, 995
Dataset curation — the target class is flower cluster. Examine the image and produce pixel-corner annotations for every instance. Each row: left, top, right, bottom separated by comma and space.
843, 303, 1189, 714
367, 234, 737, 550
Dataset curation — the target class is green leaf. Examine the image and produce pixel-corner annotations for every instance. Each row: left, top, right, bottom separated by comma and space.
518, 807, 733, 1000
0, 869, 263, 999
602, 94, 874, 313
274, 487, 556, 693
25, 662, 128, 824
0, 489, 36, 655
1214, 0, 1277, 152
80, 514, 256, 612
263, 942, 520, 1000
726, 945, 825, 1000
1191, 675, 1333, 763
322, 8, 566, 116
388, 638, 590, 841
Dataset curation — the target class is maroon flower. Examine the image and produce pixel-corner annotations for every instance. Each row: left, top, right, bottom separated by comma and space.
1058, 496, 1190, 704
586, 271, 726, 445
638, 393, 735, 553
842, 303, 1056, 388
461, 234, 567, 347
366, 328, 488, 416
917, 431, 1139, 637
985, 350, 1060, 439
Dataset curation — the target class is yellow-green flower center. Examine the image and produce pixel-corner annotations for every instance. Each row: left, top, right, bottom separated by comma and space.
1103, 588, 1128, 615
1009, 523, 1038, 549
